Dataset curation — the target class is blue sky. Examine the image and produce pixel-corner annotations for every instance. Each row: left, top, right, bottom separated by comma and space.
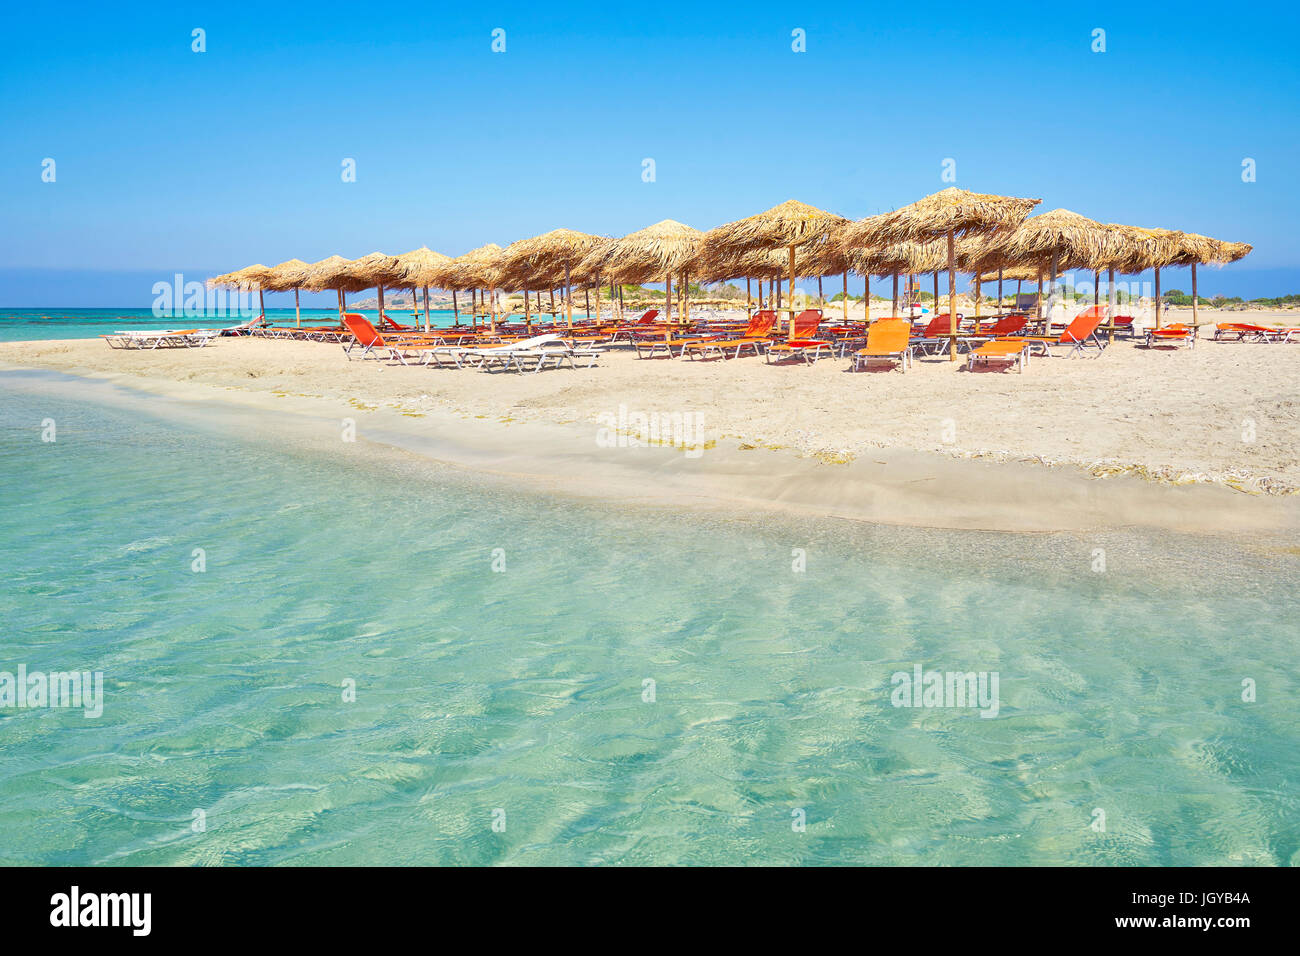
2, 1, 1297, 304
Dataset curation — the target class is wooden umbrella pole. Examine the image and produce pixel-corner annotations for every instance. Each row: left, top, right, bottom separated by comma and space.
997, 268, 1003, 314
746, 277, 752, 313
489, 286, 497, 333
524, 289, 531, 332
947, 230, 958, 361
377, 285, 385, 327
1154, 267, 1162, 329
817, 275, 823, 307
664, 274, 672, 346
294, 287, 301, 328
452, 290, 459, 326
337, 288, 344, 320
473, 289, 479, 330
1049, 250, 1060, 328
565, 265, 573, 330
1191, 263, 1199, 340
1094, 270, 1100, 307
1015, 279, 1022, 310
1107, 267, 1117, 344
892, 273, 898, 315
842, 271, 848, 322
1036, 272, 1043, 322
974, 273, 982, 322
684, 271, 690, 326
932, 271, 939, 320
593, 275, 600, 327
787, 245, 796, 340
864, 274, 870, 323
259, 288, 265, 320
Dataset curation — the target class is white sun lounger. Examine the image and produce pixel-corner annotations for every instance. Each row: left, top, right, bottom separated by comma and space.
101, 329, 220, 349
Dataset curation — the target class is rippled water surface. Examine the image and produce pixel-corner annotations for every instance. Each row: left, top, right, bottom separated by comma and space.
1, 371, 1296, 865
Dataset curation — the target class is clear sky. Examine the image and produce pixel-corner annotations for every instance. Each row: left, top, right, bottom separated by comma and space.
2, 0, 1297, 305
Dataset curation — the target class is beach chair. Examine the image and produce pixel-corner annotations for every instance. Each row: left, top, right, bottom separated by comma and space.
966, 339, 1032, 373
1213, 323, 1284, 342
910, 314, 972, 355
1047, 303, 1108, 335
1143, 324, 1195, 348
970, 314, 1028, 339
482, 334, 604, 372
606, 309, 660, 341
765, 310, 832, 364
851, 319, 914, 372
1000, 307, 1109, 358
1108, 315, 1137, 339
682, 310, 777, 359
341, 313, 431, 360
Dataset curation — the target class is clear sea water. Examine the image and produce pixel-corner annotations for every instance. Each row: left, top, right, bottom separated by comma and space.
0, 308, 491, 342
0, 369, 1296, 866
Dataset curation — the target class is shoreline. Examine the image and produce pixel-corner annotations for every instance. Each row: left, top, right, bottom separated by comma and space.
3, 358, 1297, 542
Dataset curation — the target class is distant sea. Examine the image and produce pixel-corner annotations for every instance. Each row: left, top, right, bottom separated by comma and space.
0, 308, 483, 342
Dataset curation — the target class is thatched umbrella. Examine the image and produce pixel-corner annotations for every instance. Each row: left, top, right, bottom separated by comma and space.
209, 264, 274, 319
498, 229, 604, 331
588, 220, 702, 343
1163, 233, 1252, 338
840, 188, 1040, 359
699, 200, 848, 340
396, 247, 451, 332
433, 244, 504, 329
261, 258, 311, 327
953, 207, 1105, 336
302, 255, 372, 318
338, 252, 406, 327
846, 239, 952, 322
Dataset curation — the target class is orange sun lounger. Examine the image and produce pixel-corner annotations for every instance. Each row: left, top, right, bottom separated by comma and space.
683, 310, 777, 359
851, 319, 914, 372
1144, 323, 1195, 348
765, 310, 832, 364
1001, 307, 1108, 358
967, 339, 1031, 373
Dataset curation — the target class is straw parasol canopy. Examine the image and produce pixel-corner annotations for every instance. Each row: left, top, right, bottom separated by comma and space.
841, 188, 1040, 358
700, 200, 849, 338
839, 187, 1041, 248
301, 255, 367, 317
396, 247, 451, 289
591, 220, 703, 333
966, 208, 1109, 274
395, 247, 452, 330
595, 219, 702, 279
209, 263, 273, 291
208, 263, 274, 318
497, 229, 605, 329
1162, 232, 1253, 335
260, 258, 313, 326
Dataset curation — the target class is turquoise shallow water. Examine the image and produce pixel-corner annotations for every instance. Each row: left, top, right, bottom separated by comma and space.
0, 308, 501, 342
0, 370, 1297, 866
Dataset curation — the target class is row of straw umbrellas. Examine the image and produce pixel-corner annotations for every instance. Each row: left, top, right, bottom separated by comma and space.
211, 188, 1251, 360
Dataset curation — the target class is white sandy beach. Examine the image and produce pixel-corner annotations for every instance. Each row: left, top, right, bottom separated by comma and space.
4, 309, 1299, 539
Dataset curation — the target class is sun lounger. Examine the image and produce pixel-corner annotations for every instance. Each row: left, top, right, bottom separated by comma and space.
851, 319, 914, 371
966, 339, 1031, 373
765, 310, 831, 364
340, 313, 438, 360
1143, 323, 1195, 348
682, 310, 777, 359
1213, 323, 1285, 342
999, 307, 1108, 358
910, 313, 976, 355
100, 329, 219, 349
449, 334, 601, 373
